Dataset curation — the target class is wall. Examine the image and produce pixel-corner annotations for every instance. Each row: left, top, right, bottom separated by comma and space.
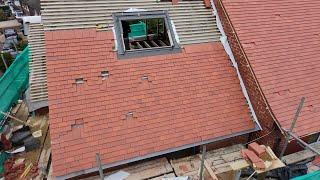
213, 0, 286, 154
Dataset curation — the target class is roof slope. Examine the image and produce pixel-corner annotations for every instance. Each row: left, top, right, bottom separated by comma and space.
45, 29, 255, 177
40, 0, 221, 44
222, 0, 320, 136
27, 23, 48, 111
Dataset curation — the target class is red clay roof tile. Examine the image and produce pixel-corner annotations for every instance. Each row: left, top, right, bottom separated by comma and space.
222, 0, 320, 137
45, 29, 255, 177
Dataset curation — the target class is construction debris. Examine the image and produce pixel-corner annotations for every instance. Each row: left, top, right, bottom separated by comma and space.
83, 157, 174, 180
240, 143, 285, 174
0, 111, 33, 127
283, 143, 320, 165
0, 102, 51, 179
170, 155, 212, 179
32, 130, 42, 138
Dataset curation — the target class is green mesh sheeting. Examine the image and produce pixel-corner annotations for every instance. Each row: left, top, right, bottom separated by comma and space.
292, 171, 320, 180
0, 47, 29, 124
0, 152, 9, 175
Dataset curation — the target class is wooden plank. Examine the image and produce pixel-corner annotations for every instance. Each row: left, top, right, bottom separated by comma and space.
256, 159, 285, 174
171, 155, 201, 176
158, 40, 167, 46
143, 41, 151, 48
170, 155, 213, 180
15, 102, 29, 122
136, 41, 143, 49
283, 143, 320, 165
47, 163, 53, 180
204, 160, 219, 180
149, 173, 176, 180
37, 148, 51, 179
83, 157, 173, 180
27, 115, 51, 180
150, 40, 159, 47
0, 111, 30, 126
221, 151, 242, 162
11, 101, 22, 115
230, 160, 250, 171
206, 144, 244, 158
204, 144, 246, 176
129, 42, 135, 50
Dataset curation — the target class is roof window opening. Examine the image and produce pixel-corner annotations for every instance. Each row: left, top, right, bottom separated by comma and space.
113, 11, 180, 58
122, 18, 171, 50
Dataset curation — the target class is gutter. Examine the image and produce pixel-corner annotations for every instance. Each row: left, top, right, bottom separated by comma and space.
56, 123, 260, 180
210, 0, 262, 130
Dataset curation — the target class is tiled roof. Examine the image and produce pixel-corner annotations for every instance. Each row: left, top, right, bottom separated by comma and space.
222, 0, 320, 136
40, 0, 221, 44
45, 29, 255, 177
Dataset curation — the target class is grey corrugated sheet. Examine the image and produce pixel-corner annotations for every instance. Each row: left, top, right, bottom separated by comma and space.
27, 23, 48, 111
40, 0, 221, 44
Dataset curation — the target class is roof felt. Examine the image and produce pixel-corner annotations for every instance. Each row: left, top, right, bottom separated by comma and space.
222, 0, 320, 136
45, 29, 255, 177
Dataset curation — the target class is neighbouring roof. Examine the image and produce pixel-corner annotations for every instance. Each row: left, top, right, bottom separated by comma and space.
40, 0, 221, 44
0, 20, 20, 29
45, 28, 256, 178
27, 23, 48, 111
222, 0, 320, 136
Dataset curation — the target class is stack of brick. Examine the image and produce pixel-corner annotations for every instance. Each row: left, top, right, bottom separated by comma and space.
3, 158, 25, 180
241, 142, 269, 170
3, 158, 39, 180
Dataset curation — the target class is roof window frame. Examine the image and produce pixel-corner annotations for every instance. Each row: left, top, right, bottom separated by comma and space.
113, 10, 181, 59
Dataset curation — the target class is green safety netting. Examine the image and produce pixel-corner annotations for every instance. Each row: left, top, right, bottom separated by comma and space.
292, 171, 320, 180
0, 47, 29, 125
0, 152, 9, 174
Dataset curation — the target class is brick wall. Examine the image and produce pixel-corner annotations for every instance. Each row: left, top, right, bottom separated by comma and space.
207, 134, 249, 150
213, 0, 286, 155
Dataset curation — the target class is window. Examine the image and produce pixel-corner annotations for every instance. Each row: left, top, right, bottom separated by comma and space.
113, 11, 180, 58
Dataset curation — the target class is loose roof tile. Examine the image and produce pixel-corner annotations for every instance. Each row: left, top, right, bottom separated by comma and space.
45, 29, 255, 178
222, 0, 320, 137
